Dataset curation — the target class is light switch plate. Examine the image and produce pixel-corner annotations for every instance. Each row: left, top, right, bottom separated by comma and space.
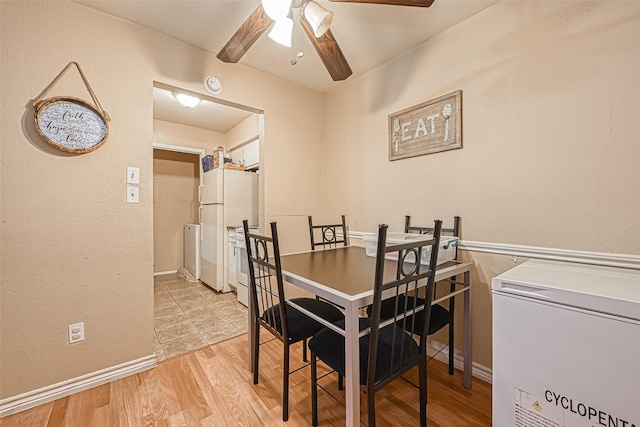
127, 167, 140, 184
68, 322, 85, 344
127, 186, 139, 203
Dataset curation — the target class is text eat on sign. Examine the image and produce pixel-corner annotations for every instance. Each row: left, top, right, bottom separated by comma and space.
388, 90, 461, 161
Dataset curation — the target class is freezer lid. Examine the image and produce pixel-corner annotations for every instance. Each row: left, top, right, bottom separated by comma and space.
492, 259, 640, 321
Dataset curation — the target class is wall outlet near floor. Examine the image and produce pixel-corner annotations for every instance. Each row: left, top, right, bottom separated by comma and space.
68, 322, 85, 344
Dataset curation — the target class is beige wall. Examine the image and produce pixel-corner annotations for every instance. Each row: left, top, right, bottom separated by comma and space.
0, 0, 325, 401
226, 114, 260, 151
323, 1, 640, 367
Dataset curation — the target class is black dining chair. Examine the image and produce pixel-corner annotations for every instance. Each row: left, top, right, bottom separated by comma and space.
243, 220, 344, 422
308, 221, 442, 427
307, 215, 349, 363
401, 215, 460, 375
308, 215, 348, 250
307, 215, 348, 387
370, 216, 460, 375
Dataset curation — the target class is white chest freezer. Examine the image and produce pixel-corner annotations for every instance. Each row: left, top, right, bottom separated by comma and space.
492, 259, 640, 427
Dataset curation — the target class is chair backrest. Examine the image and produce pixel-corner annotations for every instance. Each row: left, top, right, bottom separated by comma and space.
367, 220, 442, 388
243, 220, 289, 342
405, 215, 460, 260
308, 215, 348, 250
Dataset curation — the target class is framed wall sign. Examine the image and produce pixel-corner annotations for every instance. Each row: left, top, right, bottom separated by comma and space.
33, 62, 110, 154
389, 90, 461, 161
34, 96, 108, 153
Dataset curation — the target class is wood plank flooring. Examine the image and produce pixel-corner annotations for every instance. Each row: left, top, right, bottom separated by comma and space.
0, 334, 491, 426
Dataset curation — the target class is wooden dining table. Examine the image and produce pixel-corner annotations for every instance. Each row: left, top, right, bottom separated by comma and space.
248, 245, 473, 427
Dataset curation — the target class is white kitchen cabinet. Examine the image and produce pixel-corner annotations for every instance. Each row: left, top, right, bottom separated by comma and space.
230, 147, 242, 166
243, 139, 259, 169
229, 139, 259, 169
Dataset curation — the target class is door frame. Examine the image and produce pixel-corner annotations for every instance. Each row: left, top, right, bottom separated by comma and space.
152, 143, 205, 276
152, 143, 205, 188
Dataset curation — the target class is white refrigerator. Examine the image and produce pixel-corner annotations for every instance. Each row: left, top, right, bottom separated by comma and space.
199, 168, 258, 292
492, 259, 640, 427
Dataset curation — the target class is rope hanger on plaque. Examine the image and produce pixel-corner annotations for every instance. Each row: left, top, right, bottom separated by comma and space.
33, 61, 110, 154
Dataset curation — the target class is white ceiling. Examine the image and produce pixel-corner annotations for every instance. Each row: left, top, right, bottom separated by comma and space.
74, 0, 498, 93
153, 85, 255, 132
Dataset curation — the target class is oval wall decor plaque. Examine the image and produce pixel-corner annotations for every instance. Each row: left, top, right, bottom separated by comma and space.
34, 96, 109, 154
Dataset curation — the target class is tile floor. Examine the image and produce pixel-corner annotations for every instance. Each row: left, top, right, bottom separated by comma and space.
153, 273, 248, 363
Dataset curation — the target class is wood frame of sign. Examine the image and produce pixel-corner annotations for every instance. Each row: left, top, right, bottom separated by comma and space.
388, 90, 462, 161
34, 96, 109, 154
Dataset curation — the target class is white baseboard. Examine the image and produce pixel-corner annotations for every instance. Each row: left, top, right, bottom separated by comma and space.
0, 354, 157, 418
154, 270, 178, 276
427, 340, 492, 385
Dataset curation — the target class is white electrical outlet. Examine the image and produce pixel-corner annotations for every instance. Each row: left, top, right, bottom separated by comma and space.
127, 186, 139, 203
126, 166, 140, 184
68, 322, 85, 344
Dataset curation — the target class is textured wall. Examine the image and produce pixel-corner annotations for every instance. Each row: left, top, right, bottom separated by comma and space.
0, 0, 325, 400
323, 0, 640, 368
226, 114, 260, 151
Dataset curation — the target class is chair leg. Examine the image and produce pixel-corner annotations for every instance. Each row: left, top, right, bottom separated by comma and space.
303, 338, 308, 362
367, 384, 376, 427
425, 361, 429, 405
448, 320, 455, 375
253, 324, 260, 385
311, 352, 318, 426
419, 356, 428, 427
448, 278, 456, 375
338, 374, 343, 390
283, 344, 290, 421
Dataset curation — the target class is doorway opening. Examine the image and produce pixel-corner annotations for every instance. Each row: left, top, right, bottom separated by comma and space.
152, 81, 263, 362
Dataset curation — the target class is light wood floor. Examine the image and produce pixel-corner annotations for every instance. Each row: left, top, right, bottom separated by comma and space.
0, 334, 491, 426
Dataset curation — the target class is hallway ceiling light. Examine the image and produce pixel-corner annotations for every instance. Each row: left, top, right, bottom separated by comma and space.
174, 93, 201, 108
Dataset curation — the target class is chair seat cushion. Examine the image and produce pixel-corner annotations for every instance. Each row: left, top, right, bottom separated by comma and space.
376, 296, 450, 335
261, 297, 344, 343
308, 318, 420, 385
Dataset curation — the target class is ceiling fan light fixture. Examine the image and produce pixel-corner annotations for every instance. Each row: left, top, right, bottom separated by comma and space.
304, 1, 333, 38
268, 17, 293, 47
262, 0, 292, 21
174, 93, 201, 108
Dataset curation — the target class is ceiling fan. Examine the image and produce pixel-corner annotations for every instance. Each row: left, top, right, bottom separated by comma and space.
217, 0, 435, 82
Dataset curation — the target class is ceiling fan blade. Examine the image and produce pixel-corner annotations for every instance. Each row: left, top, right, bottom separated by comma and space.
328, 0, 434, 7
217, 5, 273, 63
301, 18, 352, 81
